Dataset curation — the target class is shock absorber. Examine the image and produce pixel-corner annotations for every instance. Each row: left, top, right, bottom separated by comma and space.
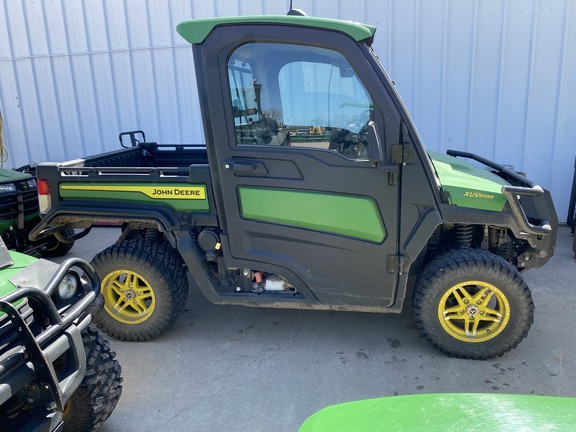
456, 225, 474, 247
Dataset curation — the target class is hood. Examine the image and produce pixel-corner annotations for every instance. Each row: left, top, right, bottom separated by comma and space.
0, 250, 37, 298
0, 168, 33, 183
427, 150, 509, 212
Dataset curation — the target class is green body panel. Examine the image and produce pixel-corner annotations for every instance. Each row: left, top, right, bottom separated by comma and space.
0, 212, 38, 233
299, 393, 576, 432
177, 15, 376, 44
239, 187, 386, 243
60, 183, 210, 212
0, 251, 37, 315
0, 169, 32, 183
428, 150, 509, 212
0, 221, 11, 233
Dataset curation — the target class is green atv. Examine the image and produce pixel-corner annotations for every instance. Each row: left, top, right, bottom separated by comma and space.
0, 166, 74, 257
0, 238, 122, 431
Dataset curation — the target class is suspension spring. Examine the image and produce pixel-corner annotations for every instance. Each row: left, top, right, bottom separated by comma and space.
145, 228, 162, 242
456, 225, 474, 247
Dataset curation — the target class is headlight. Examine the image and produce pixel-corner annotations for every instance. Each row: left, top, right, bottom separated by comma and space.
58, 273, 79, 300
0, 183, 16, 193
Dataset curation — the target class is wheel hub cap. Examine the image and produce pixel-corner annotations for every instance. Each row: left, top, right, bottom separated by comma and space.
102, 270, 156, 324
438, 280, 511, 343
466, 304, 479, 317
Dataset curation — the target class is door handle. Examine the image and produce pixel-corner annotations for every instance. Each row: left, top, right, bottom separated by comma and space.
224, 160, 258, 172
224, 159, 271, 175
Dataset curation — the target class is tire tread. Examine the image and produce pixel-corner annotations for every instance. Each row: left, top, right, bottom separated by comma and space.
63, 326, 122, 431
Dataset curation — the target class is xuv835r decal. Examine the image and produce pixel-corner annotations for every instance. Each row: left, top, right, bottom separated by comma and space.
60, 183, 210, 211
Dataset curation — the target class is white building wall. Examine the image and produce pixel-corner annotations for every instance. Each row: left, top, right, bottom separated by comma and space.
0, 0, 574, 220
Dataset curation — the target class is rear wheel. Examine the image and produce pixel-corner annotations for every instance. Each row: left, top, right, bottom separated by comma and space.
91, 239, 188, 341
412, 248, 534, 360
62, 326, 122, 431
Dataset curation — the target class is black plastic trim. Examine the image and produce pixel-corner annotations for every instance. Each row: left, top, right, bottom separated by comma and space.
29, 202, 182, 243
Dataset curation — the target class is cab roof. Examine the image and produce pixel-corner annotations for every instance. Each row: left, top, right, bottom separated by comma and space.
176, 15, 376, 45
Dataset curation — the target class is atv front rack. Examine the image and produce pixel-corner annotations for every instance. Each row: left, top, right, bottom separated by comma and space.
0, 258, 100, 426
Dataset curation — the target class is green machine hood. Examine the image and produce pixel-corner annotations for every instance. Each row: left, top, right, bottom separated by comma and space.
0, 168, 33, 184
0, 250, 37, 297
427, 150, 509, 212
299, 393, 576, 431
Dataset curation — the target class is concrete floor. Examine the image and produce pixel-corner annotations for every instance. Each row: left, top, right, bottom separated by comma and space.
53, 226, 576, 431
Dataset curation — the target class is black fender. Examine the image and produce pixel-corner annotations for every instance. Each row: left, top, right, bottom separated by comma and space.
29, 202, 181, 243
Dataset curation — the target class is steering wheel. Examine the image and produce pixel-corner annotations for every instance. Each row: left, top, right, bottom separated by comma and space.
329, 110, 371, 159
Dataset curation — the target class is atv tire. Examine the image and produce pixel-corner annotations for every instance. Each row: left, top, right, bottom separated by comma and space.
412, 248, 534, 360
62, 326, 122, 431
38, 229, 75, 257
91, 239, 189, 341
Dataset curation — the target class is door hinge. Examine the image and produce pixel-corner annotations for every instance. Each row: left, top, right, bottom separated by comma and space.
391, 144, 413, 165
387, 255, 408, 275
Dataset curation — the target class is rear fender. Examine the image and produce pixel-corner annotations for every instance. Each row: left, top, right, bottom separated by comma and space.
29, 203, 181, 243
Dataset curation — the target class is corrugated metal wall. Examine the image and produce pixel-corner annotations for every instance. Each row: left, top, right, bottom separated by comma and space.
0, 0, 574, 220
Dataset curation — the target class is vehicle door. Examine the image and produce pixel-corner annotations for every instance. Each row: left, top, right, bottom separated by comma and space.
203, 27, 407, 308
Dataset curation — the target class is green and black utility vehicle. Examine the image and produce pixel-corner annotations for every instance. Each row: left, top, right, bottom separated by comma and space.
0, 238, 122, 430
0, 166, 74, 257
30, 11, 557, 359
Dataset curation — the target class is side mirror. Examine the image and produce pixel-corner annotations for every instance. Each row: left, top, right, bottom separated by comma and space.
367, 121, 384, 164
339, 66, 355, 78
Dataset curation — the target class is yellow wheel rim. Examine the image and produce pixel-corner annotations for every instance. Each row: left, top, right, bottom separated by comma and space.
102, 270, 156, 324
438, 280, 510, 343
43, 241, 59, 252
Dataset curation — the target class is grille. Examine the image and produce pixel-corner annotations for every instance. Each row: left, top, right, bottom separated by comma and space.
0, 180, 39, 224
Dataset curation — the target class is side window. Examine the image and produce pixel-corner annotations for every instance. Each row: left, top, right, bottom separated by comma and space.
227, 43, 373, 160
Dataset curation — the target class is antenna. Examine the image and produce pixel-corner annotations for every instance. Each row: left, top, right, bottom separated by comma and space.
287, 1, 307, 16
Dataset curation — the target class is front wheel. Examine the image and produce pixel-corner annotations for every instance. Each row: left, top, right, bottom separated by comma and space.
38, 229, 75, 257
63, 326, 122, 431
412, 248, 534, 360
91, 239, 189, 341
